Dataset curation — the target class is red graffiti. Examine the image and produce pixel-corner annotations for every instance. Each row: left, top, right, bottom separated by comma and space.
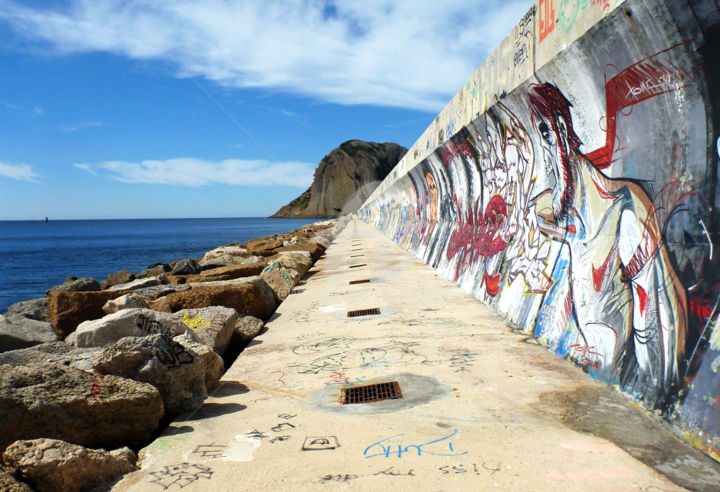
539, 0, 555, 43
587, 40, 696, 168
446, 194, 508, 286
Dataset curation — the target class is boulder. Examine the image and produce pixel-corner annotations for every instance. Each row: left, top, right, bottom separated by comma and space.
134, 283, 192, 299
47, 290, 132, 340
0, 342, 101, 372
0, 469, 32, 491
260, 261, 301, 301
173, 333, 224, 392
46, 277, 101, 295
66, 309, 191, 348
107, 276, 163, 292
150, 278, 278, 320
246, 236, 285, 256
5, 298, 49, 322
276, 241, 326, 261
234, 315, 264, 343
199, 254, 240, 270
201, 245, 247, 260
174, 306, 239, 355
0, 364, 163, 452
171, 259, 200, 275
93, 335, 208, 414
241, 255, 262, 265
2, 439, 136, 492
137, 263, 170, 278
102, 293, 150, 314
313, 236, 331, 249
0, 315, 57, 353
101, 270, 135, 290
185, 263, 265, 284
275, 251, 313, 277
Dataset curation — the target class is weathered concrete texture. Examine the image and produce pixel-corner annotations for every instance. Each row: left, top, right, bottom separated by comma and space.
114, 221, 718, 491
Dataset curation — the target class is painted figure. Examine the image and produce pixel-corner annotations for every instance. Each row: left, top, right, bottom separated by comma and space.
528, 83, 687, 404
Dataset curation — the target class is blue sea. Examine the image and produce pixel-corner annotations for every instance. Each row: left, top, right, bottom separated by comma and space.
0, 217, 318, 313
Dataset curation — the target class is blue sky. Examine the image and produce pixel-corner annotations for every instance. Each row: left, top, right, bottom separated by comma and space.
0, 0, 533, 219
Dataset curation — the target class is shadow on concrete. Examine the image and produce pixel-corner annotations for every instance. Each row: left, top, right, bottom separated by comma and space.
210, 381, 250, 398
179, 403, 247, 422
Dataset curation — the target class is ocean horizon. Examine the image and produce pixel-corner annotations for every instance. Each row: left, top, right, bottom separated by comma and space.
0, 217, 320, 312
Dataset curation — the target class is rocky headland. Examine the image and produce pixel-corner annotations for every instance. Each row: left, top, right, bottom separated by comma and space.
0, 216, 350, 491
271, 140, 406, 218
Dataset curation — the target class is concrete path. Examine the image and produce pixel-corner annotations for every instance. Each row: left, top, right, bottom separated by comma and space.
114, 220, 719, 491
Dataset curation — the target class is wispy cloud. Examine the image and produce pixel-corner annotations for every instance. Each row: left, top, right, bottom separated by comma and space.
34, 106, 43, 115
56, 121, 104, 132
0, 0, 533, 112
73, 163, 97, 175
74, 157, 314, 187
0, 162, 41, 181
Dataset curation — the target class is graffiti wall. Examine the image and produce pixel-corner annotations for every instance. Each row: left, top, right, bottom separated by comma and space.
360, 0, 720, 461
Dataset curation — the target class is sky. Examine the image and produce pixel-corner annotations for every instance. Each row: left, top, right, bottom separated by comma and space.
0, 0, 534, 220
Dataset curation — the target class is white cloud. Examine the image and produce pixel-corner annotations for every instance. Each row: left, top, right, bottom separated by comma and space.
0, 0, 533, 112
34, 106, 43, 115
0, 162, 41, 181
56, 121, 104, 132
74, 157, 314, 187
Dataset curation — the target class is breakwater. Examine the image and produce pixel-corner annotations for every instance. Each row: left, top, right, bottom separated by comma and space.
360, 0, 720, 460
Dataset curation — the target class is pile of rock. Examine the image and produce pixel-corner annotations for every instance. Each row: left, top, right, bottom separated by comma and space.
0, 217, 350, 490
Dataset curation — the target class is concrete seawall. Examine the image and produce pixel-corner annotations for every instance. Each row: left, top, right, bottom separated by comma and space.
360, 0, 720, 460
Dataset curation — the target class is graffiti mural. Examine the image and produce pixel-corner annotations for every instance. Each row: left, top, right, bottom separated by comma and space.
360, 0, 720, 462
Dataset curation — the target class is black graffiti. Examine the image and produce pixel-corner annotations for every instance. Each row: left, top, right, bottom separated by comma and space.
148, 463, 213, 489
137, 313, 171, 337
320, 474, 358, 483
153, 335, 194, 366
191, 443, 227, 459
374, 466, 416, 477
302, 436, 339, 451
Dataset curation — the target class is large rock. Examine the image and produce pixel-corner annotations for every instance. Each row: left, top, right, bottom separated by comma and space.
2, 439, 136, 492
174, 306, 239, 355
102, 293, 150, 314
201, 245, 247, 260
276, 241, 326, 262
271, 140, 406, 217
107, 276, 164, 292
172, 258, 200, 275
93, 335, 209, 414
241, 255, 262, 265
199, 254, 240, 270
47, 290, 132, 340
246, 236, 285, 257
101, 269, 135, 290
185, 263, 264, 283
0, 342, 101, 372
234, 315, 264, 343
46, 277, 101, 294
0, 364, 163, 452
260, 261, 301, 301
0, 469, 32, 491
150, 278, 278, 320
137, 263, 170, 278
134, 283, 192, 299
0, 315, 57, 353
5, 298, 49, 322
66, 309, 191, 348
274, 251, 313, 277
172, 333, 224, 392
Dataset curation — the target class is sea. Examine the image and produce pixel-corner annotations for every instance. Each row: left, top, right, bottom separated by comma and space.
0, 217, 319, 313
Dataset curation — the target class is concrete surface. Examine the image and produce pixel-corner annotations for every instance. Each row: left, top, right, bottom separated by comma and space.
113, 220, 720, 491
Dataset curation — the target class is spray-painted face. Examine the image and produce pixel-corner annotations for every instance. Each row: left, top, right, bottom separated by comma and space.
537, 115, 572, 221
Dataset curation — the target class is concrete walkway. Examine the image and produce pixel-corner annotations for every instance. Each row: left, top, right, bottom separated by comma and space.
114, 220, 718, 491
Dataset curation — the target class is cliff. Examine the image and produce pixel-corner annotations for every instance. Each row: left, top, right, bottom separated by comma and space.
271, 140, 406, 218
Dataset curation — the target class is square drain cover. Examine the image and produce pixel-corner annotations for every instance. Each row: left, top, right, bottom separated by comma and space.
341, 382, 402, 404
347, 308, 380, 317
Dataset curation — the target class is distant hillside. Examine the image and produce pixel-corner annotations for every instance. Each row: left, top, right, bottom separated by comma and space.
271, 140, 406, 218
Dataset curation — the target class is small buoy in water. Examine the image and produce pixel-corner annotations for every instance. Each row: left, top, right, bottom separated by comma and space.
45, 217, 49, 222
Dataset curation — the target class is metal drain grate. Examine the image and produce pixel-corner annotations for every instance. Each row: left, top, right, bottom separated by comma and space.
341, 381, 402, 404
349, 264, 366, 268
347, 307, 380, 317
349, 279, 371, 285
